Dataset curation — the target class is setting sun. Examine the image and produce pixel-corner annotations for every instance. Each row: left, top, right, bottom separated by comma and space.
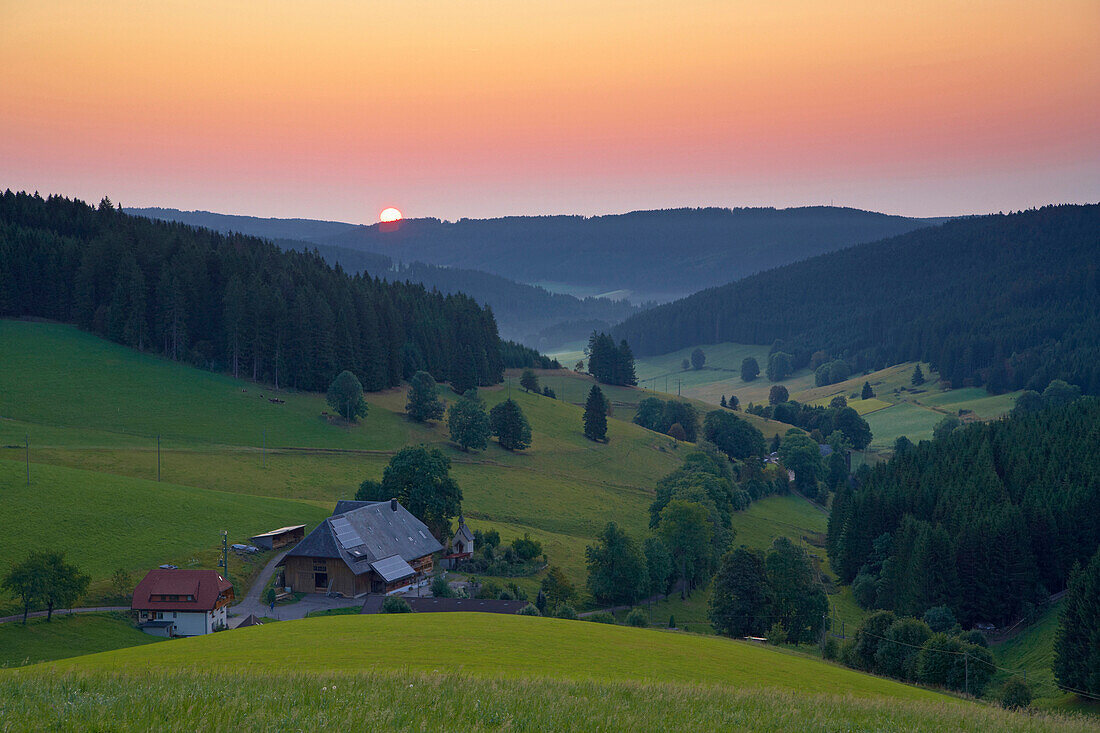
379, 207, 402, 223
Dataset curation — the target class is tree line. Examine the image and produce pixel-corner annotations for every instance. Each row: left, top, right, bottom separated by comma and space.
614, 205, 1100, 397
0, 191, 507, 394
828, 397, 1100, 627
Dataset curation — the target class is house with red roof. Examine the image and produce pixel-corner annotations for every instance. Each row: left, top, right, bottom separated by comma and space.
131, 568, 235, 637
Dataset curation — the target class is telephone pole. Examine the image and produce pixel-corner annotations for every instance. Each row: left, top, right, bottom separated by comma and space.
25, 434, 30, 488
964, 652, 970, 696
157, 435, 161, 482
220, 530, 229, 581
262, 430, 266, 468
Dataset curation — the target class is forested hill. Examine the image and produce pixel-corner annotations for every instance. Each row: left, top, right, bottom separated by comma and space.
319, 207, 942, 302
0, 191, 504, 393
129, 207, 639, 347
828, 397, 1100, 627
614, 205, 1100, 395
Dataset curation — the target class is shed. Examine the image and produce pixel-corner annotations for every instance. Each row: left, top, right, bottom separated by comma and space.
250, 524, 306, 551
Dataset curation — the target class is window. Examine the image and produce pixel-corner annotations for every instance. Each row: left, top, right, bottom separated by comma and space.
156, 612, 163, 620
313, 560, 326, 572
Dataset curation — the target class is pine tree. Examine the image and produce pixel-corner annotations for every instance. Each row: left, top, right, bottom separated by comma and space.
720, 395, 727, 408
911, 364, 926, 386
583, 385, 609, 442
862, 381, 874, 400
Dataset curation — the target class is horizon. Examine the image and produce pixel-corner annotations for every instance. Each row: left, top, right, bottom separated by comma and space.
3, 1, 1098, 224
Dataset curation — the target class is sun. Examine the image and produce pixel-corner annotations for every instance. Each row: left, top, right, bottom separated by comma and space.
379, 207, 402, 223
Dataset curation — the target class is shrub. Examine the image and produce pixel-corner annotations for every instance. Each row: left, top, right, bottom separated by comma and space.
874, 617, 932, 680
923, 605, 956, 633
823, 636, 839, 661
587, 612, 616, 624
999, 677, 1032, 709
767, 622, 786, 645
668, 615, 676, 628
430, 575, 454, 598
958, 629, 987, 647
382, 596, 412, 614
512, 534, 543, 561
625, 608, 648, 627
851, 572, 878, 609
518, 604, 540, 616
555, 604, 578, 620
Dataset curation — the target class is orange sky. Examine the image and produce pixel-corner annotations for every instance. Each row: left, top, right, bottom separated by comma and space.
2, 0, 1098, 221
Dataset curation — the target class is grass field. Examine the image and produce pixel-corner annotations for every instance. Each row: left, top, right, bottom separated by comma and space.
4, 614, 1094, 732
634, 343, 1022, 452
0, 460, 328, 609
990, 601, 1100, 714
0, 612, 163, 668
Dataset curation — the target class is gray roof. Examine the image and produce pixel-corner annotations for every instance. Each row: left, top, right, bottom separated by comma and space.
285, 500, 443, 576
454, 518, 474, 544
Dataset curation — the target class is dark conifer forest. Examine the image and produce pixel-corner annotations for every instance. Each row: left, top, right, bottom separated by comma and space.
615, 205, 1100, 395
0, 191, 505, 393
828, 398, 1100, 627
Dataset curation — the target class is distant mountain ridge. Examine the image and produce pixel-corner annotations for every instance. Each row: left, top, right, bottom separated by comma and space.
317, 207, 946, 302
613, 204, 1100, 395
126, 207, 639, 347
128, 205, 947, 304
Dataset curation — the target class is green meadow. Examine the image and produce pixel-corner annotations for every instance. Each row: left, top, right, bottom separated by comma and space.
4, 614, 1093, 732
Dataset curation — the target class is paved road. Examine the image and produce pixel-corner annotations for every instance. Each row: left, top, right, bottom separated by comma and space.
0, 606, 128, 625
227, 550, 288, 622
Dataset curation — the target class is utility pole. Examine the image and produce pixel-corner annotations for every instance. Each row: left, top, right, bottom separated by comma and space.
964, 652, 970, 696
157, 435, 161, 482
25, 434, 30, 488
220, 530, 229, 581
262, 430, 266, 468
820, 613, 828, 656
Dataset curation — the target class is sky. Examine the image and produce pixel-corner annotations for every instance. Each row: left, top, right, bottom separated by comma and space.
2, 0, 1098, 223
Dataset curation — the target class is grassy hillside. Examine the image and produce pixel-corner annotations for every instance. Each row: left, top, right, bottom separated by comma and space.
0, 460, 329, 610
635, 346, 1021, 451
0, 613, 163, 668
0, 321, 683, 603
0, 319, 834, 634
5, 614, 1093, 732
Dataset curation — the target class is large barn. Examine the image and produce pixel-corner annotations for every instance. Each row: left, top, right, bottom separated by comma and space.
280, 499, 443, 597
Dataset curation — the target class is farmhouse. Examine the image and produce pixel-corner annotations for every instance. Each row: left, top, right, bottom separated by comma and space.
131, 568, 234, 637
280, 499, 443, 597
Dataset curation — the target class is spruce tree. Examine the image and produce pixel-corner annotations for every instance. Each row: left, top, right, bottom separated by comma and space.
1053, 549, 1100, 697
911, 364, 926, 386
861, 381, 874, 400
583, 385, 609, 442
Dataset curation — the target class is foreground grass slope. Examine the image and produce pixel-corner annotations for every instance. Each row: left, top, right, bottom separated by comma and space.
5, 614, 1093, 732
26, 614, 948, 701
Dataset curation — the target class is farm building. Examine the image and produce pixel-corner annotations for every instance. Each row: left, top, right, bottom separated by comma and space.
280, 499, 443, 597
442, 515, 474, 569
131, 568, 235, 637
250, 524, 306, 551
